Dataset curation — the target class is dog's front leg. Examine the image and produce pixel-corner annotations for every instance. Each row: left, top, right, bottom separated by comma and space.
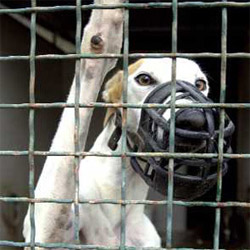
79, 203, 119, 245
22, 1, 124, 248
126, 213, 161, 247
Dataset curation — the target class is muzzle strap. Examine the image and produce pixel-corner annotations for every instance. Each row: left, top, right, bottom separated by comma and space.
107, 112, 122, 151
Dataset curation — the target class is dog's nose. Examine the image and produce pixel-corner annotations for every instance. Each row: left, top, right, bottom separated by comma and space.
176, 109, 206, 130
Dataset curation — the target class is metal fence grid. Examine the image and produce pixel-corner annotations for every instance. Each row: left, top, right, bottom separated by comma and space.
0, 1, 250, 249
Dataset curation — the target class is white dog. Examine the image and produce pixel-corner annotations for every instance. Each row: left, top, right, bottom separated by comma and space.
23, 58, 209, 247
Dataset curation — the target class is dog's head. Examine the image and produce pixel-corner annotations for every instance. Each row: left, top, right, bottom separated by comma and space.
103, 58, 208, 129
103, 58, 234, 200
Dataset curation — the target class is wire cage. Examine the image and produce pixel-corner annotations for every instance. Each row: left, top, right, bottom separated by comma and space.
0, 0, 250, 249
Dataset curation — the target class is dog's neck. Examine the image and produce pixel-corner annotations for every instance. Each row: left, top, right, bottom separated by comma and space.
89, 115, 149, 200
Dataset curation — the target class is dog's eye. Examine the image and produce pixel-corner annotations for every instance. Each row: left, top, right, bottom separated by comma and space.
195, 79, 207, 91
135, 74, 156, 86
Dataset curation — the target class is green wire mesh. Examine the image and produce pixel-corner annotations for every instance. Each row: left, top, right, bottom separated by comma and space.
0, 1, 250, 249
28, 0, 36, 248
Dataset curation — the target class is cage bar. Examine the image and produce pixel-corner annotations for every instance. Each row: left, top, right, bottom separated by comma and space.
0, 52, 249, 61
1, 151, 250, 159
1, 102, 250, 109
0, 0, 249, 249
213, 1, 228, 249
166, 0, 178, 247
72, 0, 82, 246
0, 1, 250, 15
120, 1, 129, 247
0, 196, 250, 208
28, 0, 37, 249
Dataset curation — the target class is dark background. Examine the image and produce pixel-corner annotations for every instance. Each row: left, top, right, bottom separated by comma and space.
0, 0, 249, 248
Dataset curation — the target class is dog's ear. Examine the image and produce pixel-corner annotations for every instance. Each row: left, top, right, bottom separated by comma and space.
102, 59, 144, 126
102, 59, 144, 103
103, 70, 123, 103
103, 70, 123, 126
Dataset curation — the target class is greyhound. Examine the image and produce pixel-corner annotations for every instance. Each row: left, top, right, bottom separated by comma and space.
23, 58, 234, 247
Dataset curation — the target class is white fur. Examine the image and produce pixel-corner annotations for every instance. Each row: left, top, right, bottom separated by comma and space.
78, 58, 208, 245
23, 58, 208, 247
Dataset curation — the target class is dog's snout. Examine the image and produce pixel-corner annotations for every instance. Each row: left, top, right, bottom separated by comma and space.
176, 109, 206, 130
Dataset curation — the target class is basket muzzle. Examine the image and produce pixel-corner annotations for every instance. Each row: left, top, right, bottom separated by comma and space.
130, 80, 235, 200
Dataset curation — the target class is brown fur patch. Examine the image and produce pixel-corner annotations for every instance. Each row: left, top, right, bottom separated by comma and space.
103, 59, 144, 125
128, 59, 144, 75
103, 70, 123, 103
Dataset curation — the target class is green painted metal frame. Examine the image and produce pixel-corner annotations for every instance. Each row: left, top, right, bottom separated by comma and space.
73, 0, 82, 245
120, 1, 129, 247
0, 1, 250, 249
28, 0, 36, 249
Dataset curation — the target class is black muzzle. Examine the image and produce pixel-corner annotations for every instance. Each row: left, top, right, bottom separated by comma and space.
130, 80, 235, 200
